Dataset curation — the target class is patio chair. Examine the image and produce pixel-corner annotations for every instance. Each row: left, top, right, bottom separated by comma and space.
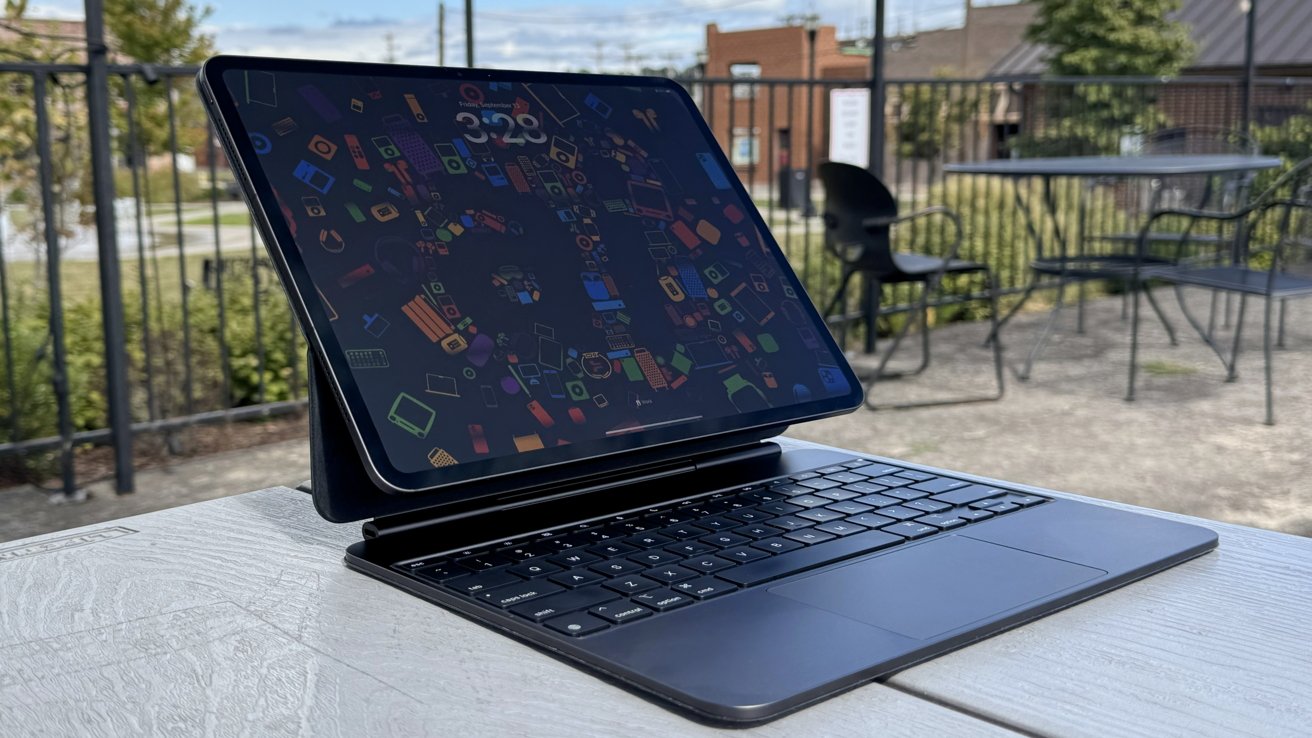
1128, 156, 1312, 424
816, 161, 1004, 410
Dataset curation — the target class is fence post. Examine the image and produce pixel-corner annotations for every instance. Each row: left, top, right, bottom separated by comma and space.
84, 0, 135, 493
868, 0, 886, 178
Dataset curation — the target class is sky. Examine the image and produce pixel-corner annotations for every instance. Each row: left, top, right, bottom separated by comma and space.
28, 0, 1018, 72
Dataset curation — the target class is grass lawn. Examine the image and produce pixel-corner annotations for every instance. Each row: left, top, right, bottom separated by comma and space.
182, 211, 252, 227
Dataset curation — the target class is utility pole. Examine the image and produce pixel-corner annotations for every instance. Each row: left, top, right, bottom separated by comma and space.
84, 0, 134, 493
869, 0, 886, 177
465, 0, 474, 66
1241, 0, 1258, 133
383, 32, 397, 63
438, 2, 445, 66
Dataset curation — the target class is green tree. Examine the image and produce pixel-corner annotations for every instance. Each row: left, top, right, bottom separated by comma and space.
1019, 0, 1196, 155
896, 72, 978, 162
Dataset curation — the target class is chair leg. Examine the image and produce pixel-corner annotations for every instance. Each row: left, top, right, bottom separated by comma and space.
1207, 290, 1219, 339
1018, 282, 1066, 382
822, 267, 860, 350
911, 282, 933, 376
1264, 294, 1275, 425
985, 278, 1037, 347
1127, 278, 1142, 401
1226, 294, 1248, 383
862, 274, 880, 355
1076, 281, 1086, 334
1277, 298, 1288, 349
986, 269, 1006, 400
1143, 285, 1178, 346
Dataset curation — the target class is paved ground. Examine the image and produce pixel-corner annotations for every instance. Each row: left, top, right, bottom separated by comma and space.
2, 287, 1308, 543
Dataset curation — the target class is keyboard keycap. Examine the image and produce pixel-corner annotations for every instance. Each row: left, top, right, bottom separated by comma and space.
870, 475, 913, 488
666, 541, 716, 557
737, 524, 783, 539
544, 612, 610, 636
825, 500, 873, 515
767, 515, 815, 531
796, 478, 841, 491
797, 508, 846, 523
931, 485, 1008, 506
413, 563, 463, 582
846, 512, 896, 528
701, 532, 751, 549
691, 515, 738, 532
588, 542, 638, 558
759, 502, 804, 516
823, 472, 866, 484
657, 525, 706, 540
849, 463, 902, 478
955, 508, 995, 522
855, 493, 901, 508
643, 565, 698, 584
718, 545, 770, 563
457, 553, 513, 572
878, 506, 924, 521
547, 550, 601, 568
884, 488, 930, 501
750, 537, 804, 554
589, 602, 653, 624
510, 585, 619, 622
445, 569, 522, 595
909, 477, 971, 494
725, 509, 772, 524
478, 580, 564, 608
999, 494, 1047, 508
589, 559, 644, 577
604, 575, 660, 594
882, 522, 938, 540
840, 458, 876, 469
627, 549, 682, 567
742, 489, 787, 503
770, 483, 813, 496
815, 520, 867, 536
508, 559, 562, 578
987, 501, 1022, 515
631, 589, 695, 612
672, 576, 738, 600
790, 472, 821, 482
895, 470, 936, 482
720, 530, 904, 586
624, 533, 674, 549
815, 488, 863, 501
787, 495, 832, 509
784, 529, 837, 545
904, 498, 952, 513
842, 481, 890, 495
915, 514, 967, 530
683, 555, 734, 573
815, 465, 849, 475
549, 568, 606, 588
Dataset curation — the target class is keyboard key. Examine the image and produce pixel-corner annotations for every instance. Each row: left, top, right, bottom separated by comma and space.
767, 515, 815, 531
904, 498, 952, 513
956, 508, 995, 522
725, 509, 772, 524
683, 555, 734, 573
445, 569, 522, 595
815, 488, 863, 501
508, 559, 562, 578
750, 537, 804, 554
787, 495, 832, 509
882, 522, 938, 540
797, 508, 846, 523
822, 472, 866, 484
544, 612, 610, 636
498, 543, 553, 561
691, 515, 739, 532
589, 602, 653, 625
815, 465, 849, 475
895, 470, 936, 482
549, 568, 606, 588
700, 532, 751, 549
737, 524, 783, 539
457, 553, 513, 572
825, 500, 873, 515
878, 506, 924, 521
930, 485, 1008, 506
840, 458, 876, 468
413, 563, 463, 582
796, 478, 842, 491
631, 589, 695, 612
770, 483, 814, 496
784, 529, 837, 545
672, 576, 738, 600
587, 542, 638, 558
624, 532, 674, 549
643, 565, 698, 584
999, 494, 1047, 508
884, 488, 930, 502
657, 525, 706, 540
849, 463, 902, 478
720, 530, 904, 586
846, 512, 896, 528
855, 493, 901, 508
510, 585, 619, 622
741, 489, 786, 504
718, 545, 770, 563
589, 559, 644, 577
909, 477, 971, 494
815, 520, 867, 537
842, 481, 890, 495
871, 475, 914, 488
987, 501, 1022, 515
627, 549, 682, 567
759, 502, 804, 516
477, 580, 564, 609
666, 541, 717, 557
547, 550, 600, 568
790, 472, 821, 481
604, 575, 660, 595
915, 514, 967, 530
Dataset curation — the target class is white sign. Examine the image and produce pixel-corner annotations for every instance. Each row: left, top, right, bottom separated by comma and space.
828, 87, 870, 167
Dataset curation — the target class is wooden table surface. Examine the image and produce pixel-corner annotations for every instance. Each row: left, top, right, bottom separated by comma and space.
2, 438, 1309, 737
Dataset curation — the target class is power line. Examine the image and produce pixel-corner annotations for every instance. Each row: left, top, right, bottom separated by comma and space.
475, 0, 770, 25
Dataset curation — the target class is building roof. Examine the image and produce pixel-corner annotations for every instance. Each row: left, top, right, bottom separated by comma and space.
992, 0, 1312, 77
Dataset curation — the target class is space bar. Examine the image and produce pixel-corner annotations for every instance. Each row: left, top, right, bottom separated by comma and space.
718, 530, 904, 587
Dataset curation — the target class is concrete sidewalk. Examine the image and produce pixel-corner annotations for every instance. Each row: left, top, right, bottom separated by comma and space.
2, 288, 1308, 543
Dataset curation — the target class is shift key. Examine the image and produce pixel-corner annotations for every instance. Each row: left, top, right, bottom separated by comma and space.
508, 585, 620, 622
717, 530, 903, 587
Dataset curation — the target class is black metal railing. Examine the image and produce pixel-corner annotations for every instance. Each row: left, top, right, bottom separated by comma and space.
3, 64, 1311, 496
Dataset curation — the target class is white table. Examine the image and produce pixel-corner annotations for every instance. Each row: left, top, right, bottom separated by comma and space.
2, 437, 1309, 736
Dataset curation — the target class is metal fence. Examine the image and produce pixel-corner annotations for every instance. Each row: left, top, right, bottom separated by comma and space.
3, 63, 1311, 496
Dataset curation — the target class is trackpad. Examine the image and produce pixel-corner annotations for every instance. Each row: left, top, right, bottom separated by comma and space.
769, 536, 1105, 640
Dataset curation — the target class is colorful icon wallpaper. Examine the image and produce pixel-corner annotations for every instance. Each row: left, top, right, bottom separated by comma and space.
223, 68, 852, 473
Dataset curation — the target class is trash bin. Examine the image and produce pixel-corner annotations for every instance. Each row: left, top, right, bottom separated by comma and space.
778, 167, 814, 216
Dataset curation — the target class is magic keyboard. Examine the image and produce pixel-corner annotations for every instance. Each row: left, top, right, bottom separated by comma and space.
394, 458, 1049, 637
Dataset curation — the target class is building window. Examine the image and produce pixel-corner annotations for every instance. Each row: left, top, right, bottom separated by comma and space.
730, 63, 760, 100
731, 127, 759, 165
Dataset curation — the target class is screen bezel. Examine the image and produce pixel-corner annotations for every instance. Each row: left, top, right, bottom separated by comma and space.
199, 54, 863, 497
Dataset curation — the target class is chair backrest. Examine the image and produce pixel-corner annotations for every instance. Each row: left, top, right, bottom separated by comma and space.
817, 161, 899, 274
1140, 126, 1260, 213
1255, 163, 1312, 281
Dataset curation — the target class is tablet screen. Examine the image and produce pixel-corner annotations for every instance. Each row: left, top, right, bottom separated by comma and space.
208, 60, 859, 490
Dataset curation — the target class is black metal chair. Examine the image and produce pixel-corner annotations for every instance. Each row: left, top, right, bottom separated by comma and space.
1129, 156, 1312, 424
816, 161, 1004, 410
